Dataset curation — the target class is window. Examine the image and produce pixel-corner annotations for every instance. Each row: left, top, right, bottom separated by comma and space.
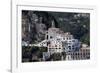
49, 45, 51, 47
55, 45, 57, 47
68, 46, 71, 50
68, 43, 71, 45
75, 53, 77, 56
72, 40, 75, 42
46, 35, 48, 39
72, 45, 74, 47
72, 48, 74, 50
57, 39, 60, 41
69, 37, 71, 40
63, 38, 65, 40
78, 53, 79, 55
46, 31, 48, 33
50, 36, 53, 39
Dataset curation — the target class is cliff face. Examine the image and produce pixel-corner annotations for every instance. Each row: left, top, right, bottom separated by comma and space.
22, 10, 90, 45
22, 11, 56, 44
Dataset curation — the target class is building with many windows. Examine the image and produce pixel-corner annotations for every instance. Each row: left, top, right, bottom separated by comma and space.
35, 21, 81, 54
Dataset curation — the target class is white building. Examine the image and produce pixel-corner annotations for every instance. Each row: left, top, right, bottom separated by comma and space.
35, 21, 81, 55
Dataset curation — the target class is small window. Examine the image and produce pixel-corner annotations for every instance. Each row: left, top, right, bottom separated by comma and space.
63, 38, 65, 40
69, 37, 71, 40
72, 48, 74, 50
72, 40, 75, 42
69, 41, 71, 42
66, 38, 68, 40
75, 53, 77, 56
46, 35, 48, 39
68, 46, 71, 50
57, 39, 60, 40
55, 45, 57, 47
72, 45, 74, 47
68, 43, 71, 45
46, 31, 48, 33
50, 36, 53, 39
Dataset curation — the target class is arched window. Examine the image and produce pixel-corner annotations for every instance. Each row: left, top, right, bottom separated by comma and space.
46, 35, 48, 39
